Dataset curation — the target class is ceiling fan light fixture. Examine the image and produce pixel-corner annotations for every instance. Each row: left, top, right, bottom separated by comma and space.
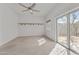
29, 10, 33, 14
18, 3, 40, 14
29, 10, 33, 13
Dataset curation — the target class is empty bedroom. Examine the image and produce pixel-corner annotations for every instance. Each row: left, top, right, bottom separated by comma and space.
0, 3, 79, 55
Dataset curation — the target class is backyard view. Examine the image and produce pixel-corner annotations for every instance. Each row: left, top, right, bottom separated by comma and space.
70, 11, 79, 53
57, 16, 67, 47
57, 10, 79, 54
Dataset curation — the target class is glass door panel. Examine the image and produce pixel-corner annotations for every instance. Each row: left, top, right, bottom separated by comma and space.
70, 11, 79, 53
57, 16, 68, 47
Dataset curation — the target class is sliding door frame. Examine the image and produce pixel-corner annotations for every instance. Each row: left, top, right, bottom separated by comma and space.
56, 8, 79, 55
67, 14, 70, 55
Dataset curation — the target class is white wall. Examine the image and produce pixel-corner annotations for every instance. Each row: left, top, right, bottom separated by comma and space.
45, 16, 56, 41
18, 16, 44, 23
18, 16, 45, 36
18, 24, 44, 36
0, 4, 18, 46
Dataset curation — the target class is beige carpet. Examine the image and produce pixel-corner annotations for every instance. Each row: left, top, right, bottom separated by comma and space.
0, 36, 56, 55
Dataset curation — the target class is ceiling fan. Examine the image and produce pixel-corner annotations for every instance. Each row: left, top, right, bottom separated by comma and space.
18, 3, 40, 14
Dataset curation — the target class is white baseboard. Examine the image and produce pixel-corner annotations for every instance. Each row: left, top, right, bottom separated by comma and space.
0, 37, 17, 47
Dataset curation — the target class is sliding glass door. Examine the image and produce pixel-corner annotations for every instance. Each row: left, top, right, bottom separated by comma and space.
57, 16, 68, 47
56, 10, 79, 55
70, 11, 79, 54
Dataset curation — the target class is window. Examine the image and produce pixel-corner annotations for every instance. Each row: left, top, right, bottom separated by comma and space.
57, 16, 68, 47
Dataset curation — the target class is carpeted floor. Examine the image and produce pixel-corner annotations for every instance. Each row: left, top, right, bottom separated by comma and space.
0, 36, 56, 55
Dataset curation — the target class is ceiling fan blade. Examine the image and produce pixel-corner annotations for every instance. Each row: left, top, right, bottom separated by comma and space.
30, 3, 36, 8
22, 9, 29, 12
18, 3, 28, 8
32, 9, 40, 12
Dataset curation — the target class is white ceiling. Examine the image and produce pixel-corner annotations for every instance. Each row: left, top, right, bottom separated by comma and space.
48, 3, 79, 18
6, 3, 79, 19
7, 3, 56, 18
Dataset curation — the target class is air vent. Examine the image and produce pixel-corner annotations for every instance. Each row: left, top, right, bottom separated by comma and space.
46, 19, 51, 23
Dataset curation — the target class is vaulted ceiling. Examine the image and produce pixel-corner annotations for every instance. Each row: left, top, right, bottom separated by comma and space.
6, 3, 79, 19
7, 3, 56, 18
